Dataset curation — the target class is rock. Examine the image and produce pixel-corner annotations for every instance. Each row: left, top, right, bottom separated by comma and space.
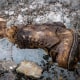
2, 60, 17, 71
16, 61, 43, 78
0, 60, 17, 71
7, 19, 15, 27
15, 14, 24, 25
9, 11, 14, 16
17, 14, 24, 23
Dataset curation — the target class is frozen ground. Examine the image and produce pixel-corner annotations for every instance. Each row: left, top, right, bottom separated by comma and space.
0, 0, 80, 80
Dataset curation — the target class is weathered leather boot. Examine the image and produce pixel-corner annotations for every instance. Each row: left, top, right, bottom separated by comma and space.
6, 22, 79, 70
6, 22, 66, 61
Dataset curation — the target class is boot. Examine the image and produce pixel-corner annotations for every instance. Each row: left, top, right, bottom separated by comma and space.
6, 23, 79, 70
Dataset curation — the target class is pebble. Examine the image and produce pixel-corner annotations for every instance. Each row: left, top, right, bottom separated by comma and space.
16, 61, 43, 78
1, 60, 17, 71
9, 11, 14, 16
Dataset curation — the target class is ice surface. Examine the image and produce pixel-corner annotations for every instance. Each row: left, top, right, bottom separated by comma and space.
0, 38, 46, 65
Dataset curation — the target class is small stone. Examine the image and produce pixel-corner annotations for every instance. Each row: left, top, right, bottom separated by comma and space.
9, 11, 14, 16
2, 60, 17, 71
21, 8, 28, 12
17, 14, 23, 23
4, 11, 9, 15
7, 19, 15, 27
16, 61, 43, 78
